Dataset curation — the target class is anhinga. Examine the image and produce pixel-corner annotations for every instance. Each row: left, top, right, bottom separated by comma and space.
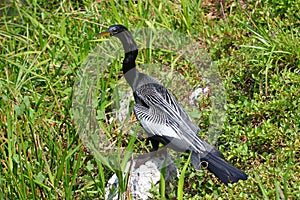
100, 24, 247, 185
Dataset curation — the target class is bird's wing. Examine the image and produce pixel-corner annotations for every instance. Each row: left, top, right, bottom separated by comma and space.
133, 82, 208, 153
133, 103, 181, 140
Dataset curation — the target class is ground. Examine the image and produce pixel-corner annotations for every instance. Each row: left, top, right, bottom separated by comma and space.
0, 0, 299, 199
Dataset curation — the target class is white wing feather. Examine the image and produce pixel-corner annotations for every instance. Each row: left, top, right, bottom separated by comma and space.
133, 82, 207, 153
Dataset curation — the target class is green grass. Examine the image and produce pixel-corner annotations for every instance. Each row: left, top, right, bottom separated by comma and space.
0, 0, 299, 199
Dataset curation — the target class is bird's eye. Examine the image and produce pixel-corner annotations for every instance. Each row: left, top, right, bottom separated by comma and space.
111, 28, 118, 33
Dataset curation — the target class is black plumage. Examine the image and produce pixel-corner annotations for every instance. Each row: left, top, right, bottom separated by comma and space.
100, 24, 248, 185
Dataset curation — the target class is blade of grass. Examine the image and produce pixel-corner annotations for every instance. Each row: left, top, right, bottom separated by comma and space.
254, 171, 269, 200
178, 153, 191, 200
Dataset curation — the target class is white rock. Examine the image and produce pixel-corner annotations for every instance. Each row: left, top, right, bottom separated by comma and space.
105, 151, 178, 200
189, 87, 210, 106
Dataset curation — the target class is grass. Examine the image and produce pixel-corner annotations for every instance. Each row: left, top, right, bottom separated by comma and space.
0, 0, 299, 199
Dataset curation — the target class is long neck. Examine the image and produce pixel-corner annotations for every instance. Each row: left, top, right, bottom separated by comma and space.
115, 31, 140, 88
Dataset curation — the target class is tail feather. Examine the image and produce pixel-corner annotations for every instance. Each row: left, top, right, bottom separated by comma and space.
192, 151, 248, 185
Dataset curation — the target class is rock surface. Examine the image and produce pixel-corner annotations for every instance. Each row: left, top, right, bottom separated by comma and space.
105, 150, 178, 200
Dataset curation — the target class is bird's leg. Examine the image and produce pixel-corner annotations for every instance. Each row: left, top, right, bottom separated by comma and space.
148, 137, 160, 151
155, 145, 169, 156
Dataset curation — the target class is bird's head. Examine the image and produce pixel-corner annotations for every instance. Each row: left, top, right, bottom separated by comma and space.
99, 24, 137, 55
99, 24, 128, 37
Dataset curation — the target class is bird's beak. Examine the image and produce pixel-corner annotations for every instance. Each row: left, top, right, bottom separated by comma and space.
99, 31, 111, 37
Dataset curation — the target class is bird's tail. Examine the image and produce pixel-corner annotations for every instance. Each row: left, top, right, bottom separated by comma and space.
191, 151, 248, 185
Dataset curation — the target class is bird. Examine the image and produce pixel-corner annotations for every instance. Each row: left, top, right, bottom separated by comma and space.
99, 24, 248, 185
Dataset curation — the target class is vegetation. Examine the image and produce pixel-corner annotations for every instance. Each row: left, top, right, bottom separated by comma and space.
0, 0, 299, 199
